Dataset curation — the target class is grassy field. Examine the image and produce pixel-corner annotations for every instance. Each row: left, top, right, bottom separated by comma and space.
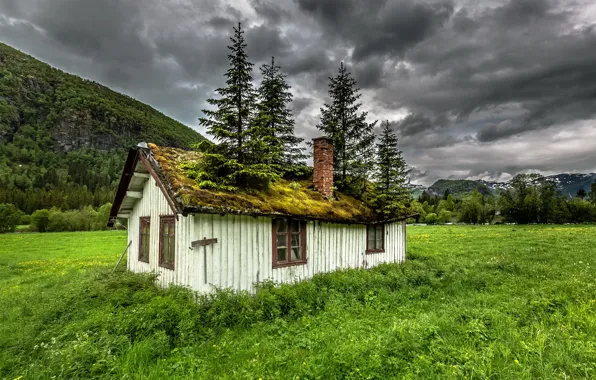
1, 225, 596, 379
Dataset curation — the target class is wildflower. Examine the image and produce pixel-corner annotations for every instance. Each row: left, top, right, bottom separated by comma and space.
514, 359, 519, 364
14, 376, 23, 380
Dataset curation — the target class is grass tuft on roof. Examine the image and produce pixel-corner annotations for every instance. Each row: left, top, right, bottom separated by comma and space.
149, 144, 378, 223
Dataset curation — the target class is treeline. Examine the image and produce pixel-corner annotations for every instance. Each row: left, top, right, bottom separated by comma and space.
411, 174, 596, 225
190, 23, 410, 217
0, 203, 113, 233
0, 145, 122, 213
499, 174, 596, 224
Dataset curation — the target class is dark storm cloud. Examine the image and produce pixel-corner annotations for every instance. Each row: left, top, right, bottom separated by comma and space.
397, 0, 596, 126
396, 113, 435, 137
476, 120, 525, 143
245, 25, 291, 63
353, 58, 385, 88
295, 0, 454, 61
291, 97, 314, 115
493, 0, 554, 27
250, 0, 293, 24
207, 16, 235, 29
1, 0, 596, 184
281, 49, 333, 76
33, 0, 152, 66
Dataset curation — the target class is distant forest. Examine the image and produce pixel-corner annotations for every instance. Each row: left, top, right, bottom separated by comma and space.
412, 174, 596, 225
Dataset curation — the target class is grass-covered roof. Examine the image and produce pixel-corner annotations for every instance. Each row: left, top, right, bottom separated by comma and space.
148, 144, 384, 223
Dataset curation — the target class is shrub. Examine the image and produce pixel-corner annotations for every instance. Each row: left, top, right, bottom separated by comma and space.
30, 203, 112, 232
424, 213, 438, 225
438, 209, 451, 224
20, 214, 31, 225
48, 208, 68, 232
31, 209, 50, 232
0, 203, 23, 232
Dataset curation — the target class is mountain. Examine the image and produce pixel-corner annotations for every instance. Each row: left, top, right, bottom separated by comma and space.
0, 42, 205, 213
419, 173, 596, 198
405, 182, 427, 198
547, 173, 596, 197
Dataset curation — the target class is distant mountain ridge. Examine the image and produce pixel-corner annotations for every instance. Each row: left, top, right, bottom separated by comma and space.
412, 173, 596, 198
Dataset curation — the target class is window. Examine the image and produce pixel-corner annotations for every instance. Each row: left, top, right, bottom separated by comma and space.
273, 218, 306, 268
138, 217, 150, 263
159, 216, 176, 269
366, 224, 384, 253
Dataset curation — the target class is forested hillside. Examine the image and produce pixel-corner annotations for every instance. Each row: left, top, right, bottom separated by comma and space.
0, 42, 204, 213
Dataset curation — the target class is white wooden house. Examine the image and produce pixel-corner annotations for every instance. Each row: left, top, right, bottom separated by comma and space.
108, 138, 411, 293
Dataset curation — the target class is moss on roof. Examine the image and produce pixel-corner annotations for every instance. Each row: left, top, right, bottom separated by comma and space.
148, 144, 379, 223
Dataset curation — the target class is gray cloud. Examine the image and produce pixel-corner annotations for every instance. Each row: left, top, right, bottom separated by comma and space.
1, 0, 596, 185
295, 0, 454, 61
396, 113, 435, 137
291, 97, 314, 115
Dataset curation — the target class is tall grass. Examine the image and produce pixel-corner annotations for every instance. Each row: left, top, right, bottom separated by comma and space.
1, 225, 596, 379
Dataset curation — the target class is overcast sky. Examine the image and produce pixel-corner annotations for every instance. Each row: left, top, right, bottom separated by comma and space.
1, 0, 596, 185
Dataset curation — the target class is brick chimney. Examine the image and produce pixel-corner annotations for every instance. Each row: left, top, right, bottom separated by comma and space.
312, 137, 334, 198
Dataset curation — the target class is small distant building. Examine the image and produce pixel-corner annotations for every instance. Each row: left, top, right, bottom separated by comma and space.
108, 138, 410, 293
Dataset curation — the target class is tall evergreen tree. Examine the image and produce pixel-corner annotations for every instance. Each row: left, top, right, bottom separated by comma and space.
191, 23, 278, 190
371, 121, 410, 217
317, 62, 377, 193
252, 57, 306, 173
199, 22, 256, 163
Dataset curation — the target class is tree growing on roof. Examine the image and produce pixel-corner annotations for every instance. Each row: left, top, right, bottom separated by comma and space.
251, 57, 307, 175
194, 23, 279, 190
370, 121, 411, 217
199, 22, 256, 163
317, 62, 377, 195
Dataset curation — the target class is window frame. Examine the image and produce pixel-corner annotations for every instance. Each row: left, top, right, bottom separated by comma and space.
272, 218, 307, 268
138, 216, 150, 263
159, 215, 176, 270
366, 224, 385, 254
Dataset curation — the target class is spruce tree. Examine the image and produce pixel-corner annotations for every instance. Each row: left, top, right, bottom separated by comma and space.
199, 22, 256, 163
252, 57, 306, 174
371, 121, 411, 217
192, 23, 278, 190
317, 62, 377, 193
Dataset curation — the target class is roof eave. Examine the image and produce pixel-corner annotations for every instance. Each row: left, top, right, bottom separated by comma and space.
181, 205, 416, 225
107, 149, 139, 227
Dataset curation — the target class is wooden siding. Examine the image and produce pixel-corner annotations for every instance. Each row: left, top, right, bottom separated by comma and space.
127, 175, 191, 288
127, 176, 406, 292
189, 216, 406, 293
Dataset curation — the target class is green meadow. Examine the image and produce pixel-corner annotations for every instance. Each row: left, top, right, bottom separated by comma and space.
1, 225, 596, 379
